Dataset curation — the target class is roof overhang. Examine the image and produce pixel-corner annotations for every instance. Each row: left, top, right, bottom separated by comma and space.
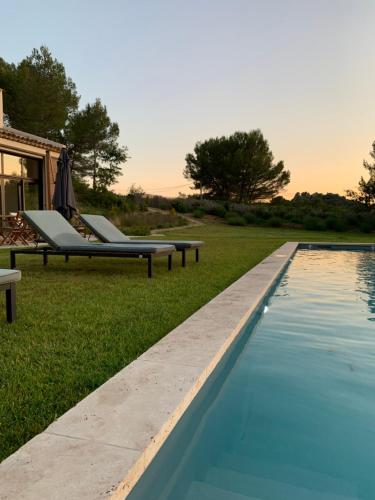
0, 127, 64, 153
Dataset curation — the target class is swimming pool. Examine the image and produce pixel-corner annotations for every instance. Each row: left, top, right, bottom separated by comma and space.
128, 248, 375, 499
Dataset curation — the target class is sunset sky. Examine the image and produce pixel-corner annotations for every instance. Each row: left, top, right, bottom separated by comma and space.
2, 0, 375, 198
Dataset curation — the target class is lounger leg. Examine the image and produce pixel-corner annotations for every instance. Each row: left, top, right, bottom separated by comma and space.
168, 254, 172, 271
6, 283, 16, 323
10, 251, 16, 269
148, 255, 153, 278
195, 248, 200, 263
182, 249, 186, 268
65, 255, 69, 263
43, 249, 48, 266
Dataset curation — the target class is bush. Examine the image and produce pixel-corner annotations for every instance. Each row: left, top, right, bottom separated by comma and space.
345, 213, 360, 227
303, 216, 326, 231
147, 195, 173, 210
267, 216, 283, 228
226, 214, 247, 226
74, 178, 135, 214
253, 207, 271, 220
124, 226, 150, 236
244, 212, 257, 225
358, 213, 375, 233
172, 200, 189, 213
360, 222, 373, 233
193, 208, 205, 218
360, 213, 375, 232
325, 216, 347, 232
208, 205, 227, 218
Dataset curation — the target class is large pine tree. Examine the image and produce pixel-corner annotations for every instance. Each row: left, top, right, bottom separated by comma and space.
0, 46, 79, 141
65, 99, 128, 190
184, 130, 290, 203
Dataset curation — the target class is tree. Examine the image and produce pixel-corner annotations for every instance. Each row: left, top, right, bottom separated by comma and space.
0, 58, 15, 127
65, 99, 128, 190
184, 130, 290, 203
0, 46, 79, 141
347, 141, 375, 207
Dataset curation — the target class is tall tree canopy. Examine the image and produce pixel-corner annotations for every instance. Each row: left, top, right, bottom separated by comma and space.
347, 141, 375, 206
0, 47, 127, 189
184, 130, 290, 203
0, 46, 79, 141
65, 99, 128, 190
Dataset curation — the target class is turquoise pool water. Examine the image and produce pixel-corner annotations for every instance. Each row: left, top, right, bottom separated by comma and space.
128, 249, 375, 500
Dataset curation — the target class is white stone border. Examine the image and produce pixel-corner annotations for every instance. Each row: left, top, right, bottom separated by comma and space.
0, 242, 299, 500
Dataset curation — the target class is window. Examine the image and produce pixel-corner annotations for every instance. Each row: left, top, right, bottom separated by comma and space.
3, 154, 22, 177
0, 152, 43, 217
3, 154, 40, 180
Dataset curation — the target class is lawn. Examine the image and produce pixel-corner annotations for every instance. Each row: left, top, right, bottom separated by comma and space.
0, 223, 374, 462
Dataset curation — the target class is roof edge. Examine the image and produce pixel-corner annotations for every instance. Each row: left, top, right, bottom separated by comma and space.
0, 126, 65, 153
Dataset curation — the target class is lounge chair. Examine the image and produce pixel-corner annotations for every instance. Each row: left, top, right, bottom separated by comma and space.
10, 211, 175, 278
79, 214, 204, 267
0, 269, 21, 322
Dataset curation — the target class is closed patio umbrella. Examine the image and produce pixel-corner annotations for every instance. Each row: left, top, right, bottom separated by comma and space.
52, 148, 77, 220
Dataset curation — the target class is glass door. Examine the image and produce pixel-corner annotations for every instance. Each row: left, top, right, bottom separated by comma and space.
0, 152, 43, 216
23, 181, 41, 210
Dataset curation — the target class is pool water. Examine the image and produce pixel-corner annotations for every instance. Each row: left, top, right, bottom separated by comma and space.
128, 249, 375, 500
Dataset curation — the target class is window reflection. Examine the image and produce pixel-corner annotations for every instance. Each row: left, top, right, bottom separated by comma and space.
3, 179, 21, 214
0, 152, 42, 215
24, 183, 40, 210
3, 154, 40, 179
3, 154, 22, 177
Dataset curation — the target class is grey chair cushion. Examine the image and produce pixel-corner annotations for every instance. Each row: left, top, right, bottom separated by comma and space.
23, 211, 175, 254
80, 214, 130, 243
23, 211, 87, 249
80, 214, 204, 250
0, 269, 21, 285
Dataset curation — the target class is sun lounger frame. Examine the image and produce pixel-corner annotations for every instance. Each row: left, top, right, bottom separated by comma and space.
10, 246, 172, 278
79, 214, 203, 267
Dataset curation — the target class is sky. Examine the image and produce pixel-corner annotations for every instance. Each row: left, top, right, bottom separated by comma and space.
2, 0, 375, 198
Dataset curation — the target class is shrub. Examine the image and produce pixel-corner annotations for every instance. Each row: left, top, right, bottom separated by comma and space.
244, 212, 257, 225
345, 213, 360, 228
303, 216, 326, 231
123, 226, 150, 236
267, 216, 283, 228
325, 216, 347, 232
272, 208, 287, 219
193, 208, 205, 218
359, 213, 375, 233
112, 211, 185, 232
360, 222, 373, 233
209, 205, 227, 218
172, 200, 189, 213
253, 207, 271, 220
226, 214, 247, 226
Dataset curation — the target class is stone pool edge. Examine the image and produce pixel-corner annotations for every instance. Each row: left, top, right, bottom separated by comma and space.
0, 242, 298, 499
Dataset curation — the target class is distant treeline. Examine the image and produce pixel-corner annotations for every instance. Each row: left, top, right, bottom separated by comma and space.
74, 180, 375, 233
148, 192, 375, 233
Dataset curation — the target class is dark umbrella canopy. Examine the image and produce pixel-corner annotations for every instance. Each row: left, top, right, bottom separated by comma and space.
52, 148, 77, 220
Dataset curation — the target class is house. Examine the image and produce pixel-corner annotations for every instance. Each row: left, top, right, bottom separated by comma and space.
0, 89, 63, 216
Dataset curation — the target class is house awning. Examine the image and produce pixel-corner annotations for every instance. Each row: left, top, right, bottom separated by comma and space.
0, 127, 64, 153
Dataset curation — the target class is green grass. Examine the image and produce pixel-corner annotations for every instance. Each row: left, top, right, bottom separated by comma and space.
0, 223, 374, 461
